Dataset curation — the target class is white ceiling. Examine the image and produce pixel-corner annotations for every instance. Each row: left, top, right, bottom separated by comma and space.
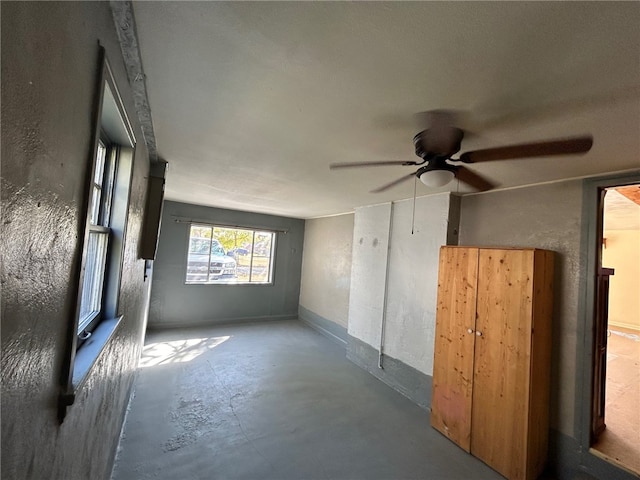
605, 188, 640, 231
133, 2, 640, 219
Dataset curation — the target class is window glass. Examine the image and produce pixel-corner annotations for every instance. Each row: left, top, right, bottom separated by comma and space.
186, 224, 275, 284
100, 147, 117, 227
250, 231, 273, 283
90, 140, 107, 225
78, 231, 108, 332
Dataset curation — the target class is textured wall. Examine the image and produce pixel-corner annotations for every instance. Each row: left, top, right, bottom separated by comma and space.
383, 194, 452, 375
149, 201, 304, 328
1, 3, 151, 479
346, 194, 454, 374
347, 203, 392, 347
299, 214, 354, 329
459, 180, 583, 436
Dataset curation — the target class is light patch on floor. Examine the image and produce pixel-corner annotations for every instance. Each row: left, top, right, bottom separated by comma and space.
139, 336, 230, 368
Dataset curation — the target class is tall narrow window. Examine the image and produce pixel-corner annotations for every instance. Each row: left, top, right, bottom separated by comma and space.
60, 48, 137, 418
78, 138, 117, 335
74, 76, 134, 342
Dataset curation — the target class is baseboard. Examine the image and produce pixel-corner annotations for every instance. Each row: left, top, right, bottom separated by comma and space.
608, 322, 640, 332
147, 314, 298, 330
298, 305, 348, 346
346, 334, 432, 411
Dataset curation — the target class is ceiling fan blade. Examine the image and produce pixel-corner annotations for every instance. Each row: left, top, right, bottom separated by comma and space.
330, 160, 418, 169
455, 166, 495, 192
371, 172, 416, 193
458, 136, 593, 163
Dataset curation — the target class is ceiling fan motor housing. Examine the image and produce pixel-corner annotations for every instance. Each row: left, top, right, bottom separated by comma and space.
413, 127, 464, 160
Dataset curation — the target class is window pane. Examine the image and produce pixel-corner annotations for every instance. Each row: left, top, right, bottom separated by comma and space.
90, 186, 101, 225
78, 231, 109, 333
235, 242, 251, 283
100, 147, 117, 227
187, 226, 212, 283
250, 231, 273, 283
94, 141, 106, 184
90, 141, 107, 225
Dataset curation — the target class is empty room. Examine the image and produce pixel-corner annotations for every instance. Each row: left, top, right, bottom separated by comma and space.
2, 2, 639, 480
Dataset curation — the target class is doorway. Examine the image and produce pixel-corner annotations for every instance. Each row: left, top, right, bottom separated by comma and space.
591, 184, 640, 474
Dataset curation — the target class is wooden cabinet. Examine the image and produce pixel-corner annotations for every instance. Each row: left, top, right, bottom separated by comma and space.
431, 246, 554, 480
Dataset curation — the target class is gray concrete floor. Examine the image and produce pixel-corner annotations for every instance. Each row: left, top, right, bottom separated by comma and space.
111, 320, 504, 480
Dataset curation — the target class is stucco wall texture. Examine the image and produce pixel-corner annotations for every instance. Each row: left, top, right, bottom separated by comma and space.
299, 213, 354, 329
384, 193, 452, 375
459, 180, 583, 437
346, 193, 453, 374
347, 203, 392, 347
1, 3, 151, 479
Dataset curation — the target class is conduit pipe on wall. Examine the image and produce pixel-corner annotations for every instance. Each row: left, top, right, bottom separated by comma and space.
378, 202, 395, 369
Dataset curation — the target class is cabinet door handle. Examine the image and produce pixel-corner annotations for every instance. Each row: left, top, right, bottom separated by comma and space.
467, 328, 474, 334
476, 331, 483, 336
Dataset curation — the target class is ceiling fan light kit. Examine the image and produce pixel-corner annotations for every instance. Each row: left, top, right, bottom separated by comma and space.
329, 110, 593, 194
419, 169, 456, 187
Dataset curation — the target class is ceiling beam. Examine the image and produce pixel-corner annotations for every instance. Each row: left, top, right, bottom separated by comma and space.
109, 0, 159, 163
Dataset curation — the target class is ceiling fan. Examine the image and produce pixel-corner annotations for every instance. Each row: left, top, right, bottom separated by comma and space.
330, 112, 593, 193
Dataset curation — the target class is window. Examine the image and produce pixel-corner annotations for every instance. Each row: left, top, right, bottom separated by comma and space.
60, 48, 137, 419
77, 137, 116, 335
74, 74, 135, 343
186, 224, 276, 284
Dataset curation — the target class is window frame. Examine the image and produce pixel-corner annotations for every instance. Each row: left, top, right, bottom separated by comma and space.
184, 223, 278, 286
77, 133, 118, 337
59, 47, 136, 420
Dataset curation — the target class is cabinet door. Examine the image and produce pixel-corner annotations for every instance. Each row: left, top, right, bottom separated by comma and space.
431, 247, 478, 452
471, 249, 535, 479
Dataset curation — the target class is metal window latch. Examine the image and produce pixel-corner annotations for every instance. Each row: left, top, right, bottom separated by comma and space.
79, 330, 92, 341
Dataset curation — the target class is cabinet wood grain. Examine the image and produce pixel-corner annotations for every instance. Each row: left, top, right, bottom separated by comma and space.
431, 247, 554, 480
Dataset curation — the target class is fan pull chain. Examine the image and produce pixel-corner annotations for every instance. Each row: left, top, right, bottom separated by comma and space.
411, 175, 417, 235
